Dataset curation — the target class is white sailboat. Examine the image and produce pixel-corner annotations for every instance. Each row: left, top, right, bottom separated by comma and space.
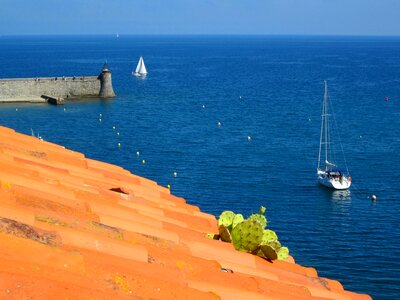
317, 81, 352, 190
133, 56, 147, 77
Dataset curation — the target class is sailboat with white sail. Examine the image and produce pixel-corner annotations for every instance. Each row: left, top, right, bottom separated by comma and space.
133, 56, 147, 77
317, 81, 352, 190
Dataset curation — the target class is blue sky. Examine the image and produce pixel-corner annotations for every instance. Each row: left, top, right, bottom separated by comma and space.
1, 0, 400, 35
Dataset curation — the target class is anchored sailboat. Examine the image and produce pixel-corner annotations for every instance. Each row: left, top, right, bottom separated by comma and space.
133, 56, 147, 77
317, 81, 352, 190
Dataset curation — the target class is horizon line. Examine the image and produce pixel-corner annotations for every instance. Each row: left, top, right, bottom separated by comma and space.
1, 33, 400, 38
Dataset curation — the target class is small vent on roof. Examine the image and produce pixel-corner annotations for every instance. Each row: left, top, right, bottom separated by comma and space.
220, 268, 234, 273
109, 187, 128, 194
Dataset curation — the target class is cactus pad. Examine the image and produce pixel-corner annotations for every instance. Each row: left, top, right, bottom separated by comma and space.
218, 224, 232, 242
205, 233, 220, 240
260, 245, 278, 260
231, 219, 263, 252
248, 213, 267, 229
277, 247, 289, 261
218, 211, 235, 229
268, 240, 282, 251
262, 229, 278, 244
232, 214, 244, 228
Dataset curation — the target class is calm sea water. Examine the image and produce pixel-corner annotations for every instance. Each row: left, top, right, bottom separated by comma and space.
1, 35, 399, 299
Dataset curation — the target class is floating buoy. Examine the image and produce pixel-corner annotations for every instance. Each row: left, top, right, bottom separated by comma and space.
100, 113, 102, 117
63, 108, 66, 112
117, 132, 120, 136
99, 118, 102, 122
217, 122, 221, 127
142, 159, 146, 164
117, 143, 121, 148
15, 108, 18, 111
247, 136, 251, 141
112, 126, 116, 130
385, 96, 389, 102
371, 195, 377, 202
136, 151, 140, 156
239, 96, 242, 100
202, 105, 205, 109
173, 171, 177, 177
167, 184, 171, 189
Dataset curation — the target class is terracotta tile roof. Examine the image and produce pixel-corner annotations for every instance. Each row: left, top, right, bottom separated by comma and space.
0, 126, 371, 300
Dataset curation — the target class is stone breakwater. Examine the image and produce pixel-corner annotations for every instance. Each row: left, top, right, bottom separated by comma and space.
0, 65, 115, 103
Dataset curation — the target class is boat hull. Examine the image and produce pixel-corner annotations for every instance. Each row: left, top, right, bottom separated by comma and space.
317, 170, 351, 190
132, 72, 147, 77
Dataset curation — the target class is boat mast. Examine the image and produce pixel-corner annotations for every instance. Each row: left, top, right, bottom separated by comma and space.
317, 81, 326, 170
324, 80, 328, 170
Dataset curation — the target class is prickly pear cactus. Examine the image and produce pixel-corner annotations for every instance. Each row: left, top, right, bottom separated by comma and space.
260, 244, 278, 260
261, 229, 278, 244
277, 247, 289, 261
232, 213, 244, 228
231, 219, 263, 252
218, 224, 232, 242
214, 206, 290, 262
218, 211, 235, 230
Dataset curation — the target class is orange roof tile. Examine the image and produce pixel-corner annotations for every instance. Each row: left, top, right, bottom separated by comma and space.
0, 126, 372, 300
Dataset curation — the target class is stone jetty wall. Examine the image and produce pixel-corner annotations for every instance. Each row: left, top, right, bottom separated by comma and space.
0, 65, 115, 103
0, 76, 100, 102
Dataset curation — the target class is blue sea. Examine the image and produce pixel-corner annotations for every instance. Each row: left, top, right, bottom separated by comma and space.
1, 35, 399, 299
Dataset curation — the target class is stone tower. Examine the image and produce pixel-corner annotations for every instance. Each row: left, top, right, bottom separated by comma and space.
98, 63, 116, 98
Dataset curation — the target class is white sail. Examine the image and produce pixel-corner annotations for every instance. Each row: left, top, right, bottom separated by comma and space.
135, 57, 142, 73
134, 56, 147, 75
139, 57, 147, 74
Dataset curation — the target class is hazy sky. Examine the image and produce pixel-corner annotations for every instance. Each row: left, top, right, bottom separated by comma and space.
1, 0, 400, 35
